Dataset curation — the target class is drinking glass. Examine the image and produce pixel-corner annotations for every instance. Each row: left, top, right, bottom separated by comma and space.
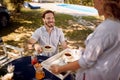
35, 63, 45, 80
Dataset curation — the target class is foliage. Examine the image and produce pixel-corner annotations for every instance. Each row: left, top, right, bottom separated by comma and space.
10, 0, 24, 3
66, 29, 93, 41
81, 0, 93, 6
55, 13, 74, 28
24, 0, 31, 2
65, 0, 80, 4
10, 0, 24, 12
65, 0, 93, 6
0, 0, 3, 5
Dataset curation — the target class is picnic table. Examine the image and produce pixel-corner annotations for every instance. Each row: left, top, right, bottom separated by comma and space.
0, 55, 74, 80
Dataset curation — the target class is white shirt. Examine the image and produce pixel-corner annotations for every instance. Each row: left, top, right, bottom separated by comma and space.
76, 19, 120, 80
31, 26, 66, 57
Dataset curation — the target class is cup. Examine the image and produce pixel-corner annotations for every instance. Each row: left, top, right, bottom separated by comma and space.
43, 45, 53, 52
63, 52, 73, 63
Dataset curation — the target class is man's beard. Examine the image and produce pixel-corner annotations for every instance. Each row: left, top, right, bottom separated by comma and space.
45, 22, 55, 28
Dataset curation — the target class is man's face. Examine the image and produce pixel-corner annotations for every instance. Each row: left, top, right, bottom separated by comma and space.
43, 13, 55, 28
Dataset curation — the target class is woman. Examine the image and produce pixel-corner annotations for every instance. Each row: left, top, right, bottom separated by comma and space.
50, 0, 120, 80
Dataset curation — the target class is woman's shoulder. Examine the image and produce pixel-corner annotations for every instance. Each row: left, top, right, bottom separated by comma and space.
94, 19, 120, 38
96, 19, 119, 30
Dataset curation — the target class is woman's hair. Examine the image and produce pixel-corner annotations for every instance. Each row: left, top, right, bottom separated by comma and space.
41, 10, 55, 18
103, 0, 120, 20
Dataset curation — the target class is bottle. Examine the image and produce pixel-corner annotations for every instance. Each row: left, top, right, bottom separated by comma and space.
31, 55, 38, 65
31, 53, 45, 80
34, 63, 45, 80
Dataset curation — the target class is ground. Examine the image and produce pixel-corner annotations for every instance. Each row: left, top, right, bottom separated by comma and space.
0, 8, 102, 56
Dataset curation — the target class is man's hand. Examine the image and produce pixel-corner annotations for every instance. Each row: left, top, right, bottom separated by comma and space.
27, 43, 34, 50
34, 44, 43, 53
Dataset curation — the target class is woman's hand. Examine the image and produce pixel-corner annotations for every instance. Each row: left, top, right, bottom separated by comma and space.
50, 64, 61, 74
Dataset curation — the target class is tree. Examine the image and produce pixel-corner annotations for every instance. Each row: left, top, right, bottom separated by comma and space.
0, 0, 3, 5
10, 0, 24, 13
81, 0, 93, 6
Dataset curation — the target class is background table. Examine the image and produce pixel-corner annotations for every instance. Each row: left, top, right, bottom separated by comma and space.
0, 55, 74, 80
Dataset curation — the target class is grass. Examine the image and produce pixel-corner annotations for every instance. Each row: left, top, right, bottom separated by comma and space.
0, 7, 101, 53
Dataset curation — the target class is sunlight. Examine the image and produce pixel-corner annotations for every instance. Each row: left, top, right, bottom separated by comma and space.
20, 20, 33, 24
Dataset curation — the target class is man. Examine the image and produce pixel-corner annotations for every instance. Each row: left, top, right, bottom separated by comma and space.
28, 10, 67, 57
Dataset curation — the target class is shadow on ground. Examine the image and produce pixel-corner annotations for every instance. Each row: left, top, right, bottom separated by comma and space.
0, 8, 101, 53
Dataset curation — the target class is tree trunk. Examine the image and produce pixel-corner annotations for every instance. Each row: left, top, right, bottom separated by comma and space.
15, 3, 21, 13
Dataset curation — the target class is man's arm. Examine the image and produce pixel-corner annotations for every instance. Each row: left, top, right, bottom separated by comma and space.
27, 38, 37, 50
27, 38, 43, 53
59, 28, 68, 49
61, 41, 68, 49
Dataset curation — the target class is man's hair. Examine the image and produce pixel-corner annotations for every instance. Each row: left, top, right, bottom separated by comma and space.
42, 10, 55, 18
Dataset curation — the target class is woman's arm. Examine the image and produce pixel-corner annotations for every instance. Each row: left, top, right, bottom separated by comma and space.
50, 60, 80, 74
